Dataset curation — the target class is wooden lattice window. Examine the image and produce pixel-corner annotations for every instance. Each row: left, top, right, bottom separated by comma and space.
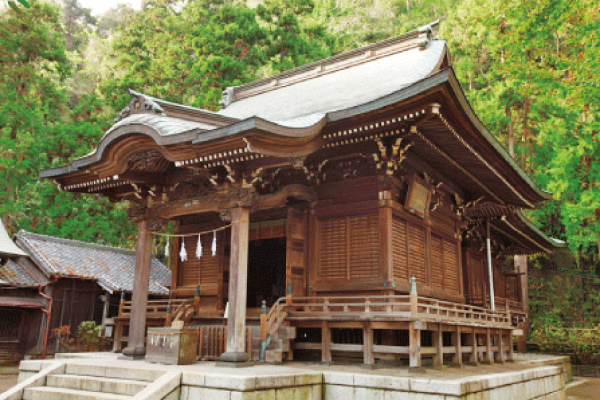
319, 214, 380, 281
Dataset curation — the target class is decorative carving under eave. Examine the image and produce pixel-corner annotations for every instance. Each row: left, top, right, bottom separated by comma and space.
128, 150, 171, 174
114, 93, 165, 123
170, 181, 215, 201
373, 137, 412, 176
422, 173, 444, 212
452, 194, 484, 216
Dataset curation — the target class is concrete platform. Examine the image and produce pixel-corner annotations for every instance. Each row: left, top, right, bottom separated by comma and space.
8, 352, 569, 400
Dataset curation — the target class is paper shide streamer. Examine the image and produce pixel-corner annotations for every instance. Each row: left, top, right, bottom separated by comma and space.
179, 237, 188, 262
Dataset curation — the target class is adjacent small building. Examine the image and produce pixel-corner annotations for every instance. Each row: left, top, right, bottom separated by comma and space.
0, 222, 171, 360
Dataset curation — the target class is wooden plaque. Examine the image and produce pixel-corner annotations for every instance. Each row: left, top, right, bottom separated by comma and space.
405, 175, 432, 218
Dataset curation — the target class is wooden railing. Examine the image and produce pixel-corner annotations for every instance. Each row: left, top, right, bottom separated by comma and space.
283, 295, 514, 327
286, 295, 412, 318
119, 299, 188, 318
466, 295, 524, 313
261, 297, 289, 340
193, 325, 253, 361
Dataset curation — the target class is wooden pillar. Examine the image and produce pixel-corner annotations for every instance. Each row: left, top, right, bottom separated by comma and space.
515, 255, 529, 352
362, 322, 374, 368
496, 329, 505, 363
321, 321, 331, 364
408, 322, 422, 372
220, 207, 251, 363
433, 324, 444, 369
469, 326, 479, 365
485, 328, 494, 364
453, 325, 462, 366
122, 219, 153, 358
486, 219, 495, 310
507, 330, 515, 362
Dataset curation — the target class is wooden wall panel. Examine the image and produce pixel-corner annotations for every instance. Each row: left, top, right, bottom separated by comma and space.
319, 217, 347, 280
348, 214, 380, 279
392, 217, 408, 281
443, 239, 460, 294
408, 224, 427, 284
430, 235, 444, 290
317, 213, 380, 282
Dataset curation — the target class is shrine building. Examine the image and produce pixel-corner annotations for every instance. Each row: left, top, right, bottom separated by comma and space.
41, 22, 563, 369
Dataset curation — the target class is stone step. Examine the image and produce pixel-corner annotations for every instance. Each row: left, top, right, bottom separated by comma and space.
47, 374, 148, 396
65, 363, 163, 382
278, 326, 296, 340
23, 386, 130, 400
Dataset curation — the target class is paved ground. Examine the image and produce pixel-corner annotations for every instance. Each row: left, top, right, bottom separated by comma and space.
566, 378, 600, 400
0, 366, 19, 394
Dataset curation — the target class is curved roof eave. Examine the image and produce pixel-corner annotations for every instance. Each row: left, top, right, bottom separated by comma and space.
514, 210, 567, 251
326, 68, 552, 204
40, 118, 202, 179
192, 115, 327, 145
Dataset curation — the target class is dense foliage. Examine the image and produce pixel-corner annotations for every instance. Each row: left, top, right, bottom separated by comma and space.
0, 0, 598, 342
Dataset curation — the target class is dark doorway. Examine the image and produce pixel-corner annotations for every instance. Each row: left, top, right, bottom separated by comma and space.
247, 238, 286, 308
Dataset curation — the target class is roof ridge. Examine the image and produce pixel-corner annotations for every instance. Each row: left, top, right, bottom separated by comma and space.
16, 230, 139, 257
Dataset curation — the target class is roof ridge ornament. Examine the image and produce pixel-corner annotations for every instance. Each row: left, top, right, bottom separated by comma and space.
114, 90, 166, 123
417, 19, 440, 49
219, 87, 235, 109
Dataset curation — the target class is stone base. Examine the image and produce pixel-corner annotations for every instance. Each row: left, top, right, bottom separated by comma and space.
360, 364, 376, 370
219, 351, 250, 363
122, 345, 145, 357
408, 366, 426, 373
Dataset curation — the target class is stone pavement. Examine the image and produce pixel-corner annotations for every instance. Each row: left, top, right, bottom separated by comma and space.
566, 377, 600, 400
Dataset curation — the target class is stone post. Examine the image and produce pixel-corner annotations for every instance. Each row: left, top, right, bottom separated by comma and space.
220, 207, 251, 364
122, 219, 153, 358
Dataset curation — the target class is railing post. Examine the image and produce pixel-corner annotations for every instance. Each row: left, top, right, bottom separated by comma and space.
118, 291, 126, 317
260, 300, 267, 341
165, 299, 173, 327
410, 276, 418, 317
194, 285, 200, 316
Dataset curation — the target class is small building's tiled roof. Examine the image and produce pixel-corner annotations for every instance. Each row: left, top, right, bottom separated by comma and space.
0, 221, 27, 258
15, 231, 171, 295
0, 257, 42, 287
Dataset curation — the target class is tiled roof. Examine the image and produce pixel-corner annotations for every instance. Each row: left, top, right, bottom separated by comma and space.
15, 231, 171, 295
0, 221, 27, 258
0, 257, 42, 287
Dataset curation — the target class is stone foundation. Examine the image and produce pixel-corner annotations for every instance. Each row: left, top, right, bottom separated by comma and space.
12, 353, 568, 400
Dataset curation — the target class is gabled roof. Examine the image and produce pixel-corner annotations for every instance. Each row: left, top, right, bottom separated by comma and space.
40, 23, 551, 210
15, 231, 171, 295
0, 220, 27, 258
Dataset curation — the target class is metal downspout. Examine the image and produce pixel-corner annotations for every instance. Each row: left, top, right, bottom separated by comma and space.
486, 218, 495, 311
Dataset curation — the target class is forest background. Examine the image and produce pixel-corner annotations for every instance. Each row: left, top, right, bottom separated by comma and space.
1, 0, 598, 361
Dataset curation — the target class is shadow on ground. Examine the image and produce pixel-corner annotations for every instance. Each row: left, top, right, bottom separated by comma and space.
567, 378, 600, 400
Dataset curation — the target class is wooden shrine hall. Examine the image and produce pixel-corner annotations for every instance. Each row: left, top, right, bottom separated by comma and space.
41, 22, 563, 369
